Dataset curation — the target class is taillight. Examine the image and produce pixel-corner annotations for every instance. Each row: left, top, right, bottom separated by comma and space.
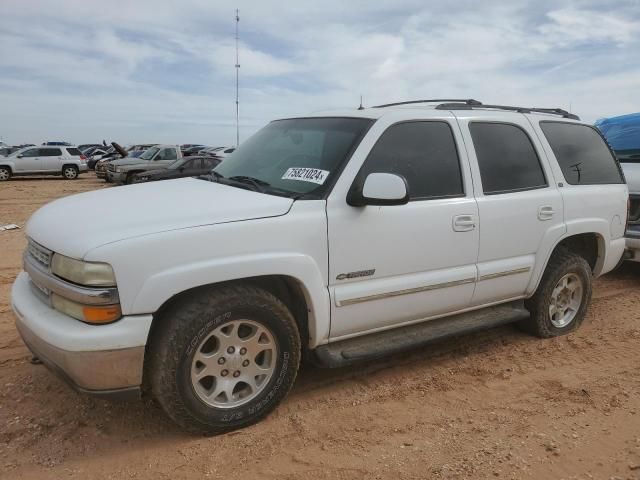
80, 154, 87, 160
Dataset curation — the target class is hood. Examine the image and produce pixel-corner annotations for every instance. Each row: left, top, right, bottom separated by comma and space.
622, 163, 640, 193
26, 178, 294, 258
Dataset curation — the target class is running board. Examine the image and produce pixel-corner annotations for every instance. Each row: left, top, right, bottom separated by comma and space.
313, 301, 529, 368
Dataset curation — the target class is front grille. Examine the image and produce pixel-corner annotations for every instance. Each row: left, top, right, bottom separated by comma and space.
27, 238, 52, 268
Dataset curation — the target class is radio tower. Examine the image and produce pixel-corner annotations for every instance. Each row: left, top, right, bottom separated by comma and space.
235, 9, 240, 147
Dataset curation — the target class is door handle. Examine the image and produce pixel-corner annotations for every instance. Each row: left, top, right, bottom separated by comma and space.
538, 206, 555, 221
453, 214, 476, 232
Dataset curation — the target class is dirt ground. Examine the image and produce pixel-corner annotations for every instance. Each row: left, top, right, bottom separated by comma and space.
1, 176, 640, 480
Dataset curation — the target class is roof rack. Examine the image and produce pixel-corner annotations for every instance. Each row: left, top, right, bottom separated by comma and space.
372, 99, 482, 108
435, 102, 580, 120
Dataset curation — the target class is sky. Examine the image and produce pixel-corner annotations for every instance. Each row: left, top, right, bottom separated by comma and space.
1, 0, 639, 146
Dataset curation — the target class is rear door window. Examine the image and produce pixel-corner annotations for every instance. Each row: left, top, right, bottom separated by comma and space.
470, 122, 547, 194
40, 148, 62, 156
540, 122, 623, 185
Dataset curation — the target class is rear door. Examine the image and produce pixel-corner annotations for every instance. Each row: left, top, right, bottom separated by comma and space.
455, 113, 565, 305
40, 147, 63, 171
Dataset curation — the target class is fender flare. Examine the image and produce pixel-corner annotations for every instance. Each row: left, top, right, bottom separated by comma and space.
130, 253, 330, 348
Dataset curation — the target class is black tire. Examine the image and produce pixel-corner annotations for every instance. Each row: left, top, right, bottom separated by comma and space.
148, 284, 301, 435
62, 165, 79, 179
521, 248, 592, 338
0, 166, 11, 181
125, 172, 140, 184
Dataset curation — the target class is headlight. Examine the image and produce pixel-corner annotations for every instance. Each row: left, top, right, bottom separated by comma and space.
51, 254, 116, 286
115, 167, 122, 173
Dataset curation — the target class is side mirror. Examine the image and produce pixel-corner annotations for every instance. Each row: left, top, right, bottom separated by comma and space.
347, 173, 409, 207
17, 154, 23, 158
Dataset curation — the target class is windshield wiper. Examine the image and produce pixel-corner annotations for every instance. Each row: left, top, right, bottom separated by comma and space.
228, 175, 269, 193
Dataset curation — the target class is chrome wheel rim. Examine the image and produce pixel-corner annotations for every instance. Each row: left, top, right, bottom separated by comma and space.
0, 169, 9, 180
190, 319, 278, 409
549, 273, 583, 328
64, 168, 76, 179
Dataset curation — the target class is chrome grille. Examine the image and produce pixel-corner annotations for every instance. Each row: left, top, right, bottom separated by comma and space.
27, 238, 52, 268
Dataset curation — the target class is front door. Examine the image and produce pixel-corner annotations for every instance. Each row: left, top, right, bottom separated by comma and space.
14, 148, 42, 172
327, 118, 479, 340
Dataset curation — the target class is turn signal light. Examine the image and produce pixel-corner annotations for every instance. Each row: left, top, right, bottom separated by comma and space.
82, 305, 122, 324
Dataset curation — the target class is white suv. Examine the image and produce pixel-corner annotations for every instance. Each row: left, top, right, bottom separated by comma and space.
0, 145, 88, 181
11, 99, 627, 434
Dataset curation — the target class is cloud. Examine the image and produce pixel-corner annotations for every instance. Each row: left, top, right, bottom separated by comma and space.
0, 0, 639, 145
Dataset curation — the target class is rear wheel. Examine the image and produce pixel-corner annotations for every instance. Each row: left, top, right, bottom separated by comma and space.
521, 248, 592, 338
149, 285, 301, 434
62, 165, 79, 179
0, 167, 11, 181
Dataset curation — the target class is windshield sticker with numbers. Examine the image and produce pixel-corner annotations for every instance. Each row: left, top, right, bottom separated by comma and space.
281, 167, 330, 185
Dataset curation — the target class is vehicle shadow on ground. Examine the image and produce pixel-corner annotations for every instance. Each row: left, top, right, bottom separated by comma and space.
8, 263, 640, 468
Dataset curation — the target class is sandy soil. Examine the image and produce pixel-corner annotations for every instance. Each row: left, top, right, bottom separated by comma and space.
1, 176, 640, 480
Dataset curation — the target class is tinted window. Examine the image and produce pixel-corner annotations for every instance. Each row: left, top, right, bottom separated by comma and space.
359, 121, 464, 200
470, 123, 546, 194
205, 158, 220, 168
183, 159, 198, 169
66, 147, 82, 156
540, 122, 623, 185
38, 149, 59, 157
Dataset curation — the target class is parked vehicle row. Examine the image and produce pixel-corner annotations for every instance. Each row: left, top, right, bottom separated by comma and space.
11, 99, 629, 435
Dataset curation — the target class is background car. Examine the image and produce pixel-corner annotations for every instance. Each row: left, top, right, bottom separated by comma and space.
181, 145, 208, 156
107, 144, 182, 184
200, 146, 236, 158
0, 145, 87, 180
0, 147, 19, 157
132, 156, 220, 183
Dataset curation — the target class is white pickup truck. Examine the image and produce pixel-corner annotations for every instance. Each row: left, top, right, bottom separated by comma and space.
12, 100, 627, 434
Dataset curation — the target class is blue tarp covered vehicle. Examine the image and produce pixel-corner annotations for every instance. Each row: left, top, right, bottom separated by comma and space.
595, 113, 640, 162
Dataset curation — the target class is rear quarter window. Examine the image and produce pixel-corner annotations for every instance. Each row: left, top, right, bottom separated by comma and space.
66, 147, 82, 156
540, 122, 623, 185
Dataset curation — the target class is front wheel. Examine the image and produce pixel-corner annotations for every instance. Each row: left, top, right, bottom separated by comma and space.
62, 165, 79, 179
148, 285, 301, 434
521, 248, 592, 338
0, 167, 11, 181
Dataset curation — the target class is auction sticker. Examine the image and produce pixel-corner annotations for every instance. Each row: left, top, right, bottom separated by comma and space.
281, 167, 329, 185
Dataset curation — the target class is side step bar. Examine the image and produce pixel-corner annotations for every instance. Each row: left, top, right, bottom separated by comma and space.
313, 301, 529, 368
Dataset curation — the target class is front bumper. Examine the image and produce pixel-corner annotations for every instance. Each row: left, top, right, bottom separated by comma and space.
11, 272, 153, 399
106, 171, 126, 183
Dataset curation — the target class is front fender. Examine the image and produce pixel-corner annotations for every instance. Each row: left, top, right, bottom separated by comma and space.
131, 253, 330, 348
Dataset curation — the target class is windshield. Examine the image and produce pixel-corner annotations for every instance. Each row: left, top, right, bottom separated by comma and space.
140, 146, 160, 160
213, 117, 372, 197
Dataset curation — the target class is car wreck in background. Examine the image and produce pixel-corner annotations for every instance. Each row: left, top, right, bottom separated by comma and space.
596, 112, 640, 262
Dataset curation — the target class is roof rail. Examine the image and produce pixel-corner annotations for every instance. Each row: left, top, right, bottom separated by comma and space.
435, 102, 580, 120
372, 99, 482, 108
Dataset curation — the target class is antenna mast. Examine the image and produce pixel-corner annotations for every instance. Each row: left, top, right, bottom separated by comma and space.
235, 9, 240, 146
